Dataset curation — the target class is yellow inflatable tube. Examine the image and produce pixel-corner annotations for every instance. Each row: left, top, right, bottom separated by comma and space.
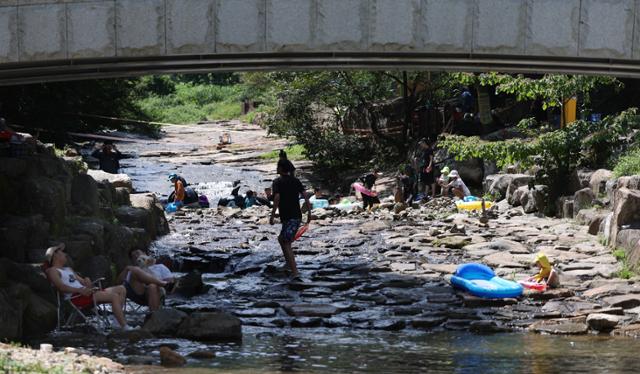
455, 200, 493, 211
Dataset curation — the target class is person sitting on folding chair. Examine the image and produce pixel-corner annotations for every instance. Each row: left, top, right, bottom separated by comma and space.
116, 249, 169, 311
44, 243, 132, 330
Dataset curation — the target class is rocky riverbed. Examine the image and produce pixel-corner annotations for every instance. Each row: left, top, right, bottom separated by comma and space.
127, 121, 640, 339
24, 120, 640, 371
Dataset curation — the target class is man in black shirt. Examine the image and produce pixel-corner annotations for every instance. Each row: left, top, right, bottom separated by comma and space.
270, 159, 312, 278
418, 139, 436, 199
91, 141, 124, 174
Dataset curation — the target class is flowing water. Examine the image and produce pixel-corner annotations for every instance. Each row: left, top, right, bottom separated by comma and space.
66, 128, 640, 373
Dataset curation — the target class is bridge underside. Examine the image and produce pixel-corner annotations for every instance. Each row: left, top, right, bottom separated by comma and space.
2, 52, 640, 86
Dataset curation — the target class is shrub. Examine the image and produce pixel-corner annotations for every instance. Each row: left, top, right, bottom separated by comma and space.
135, 83, 244, 124
613, 147, 640, 177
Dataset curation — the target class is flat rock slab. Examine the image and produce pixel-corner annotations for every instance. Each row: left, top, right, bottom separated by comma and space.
390, 262, 416, 272
288, 281, 354, 291
233, 308, 277, 318
291, 317, 323, 328
483, 252, 531, 268
602, 294, 640, 309
613, 323, 640, 338
541, 300, 600, 316
421, 263, 458, 274
433, 236, 472, 249
460, 294, 518, 308
530, 317, 589, 335
283, 303, 340, 318
410, 316, 447, 329
526, 288, 574, 301
372, 319, 406, 331
583, 283, 635, 299
463, 239, 529, 254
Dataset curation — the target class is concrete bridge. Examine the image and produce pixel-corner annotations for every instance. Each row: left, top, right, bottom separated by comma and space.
1, 0, 640, 85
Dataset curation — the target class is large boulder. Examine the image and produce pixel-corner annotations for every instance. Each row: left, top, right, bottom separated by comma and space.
70, 218, 106, 254
575, 208, 610, 235
24, 176, 67, 226
130, 193, 169, 238
0, 215, 49, 263
615, 229, 640, 267
77, 255, 111, 286
586, 313, 620, 332
0, 284, 30, 340
177, 312, 242, 341
483, 174, 501, 194
610, 188, 640, 247
62, 240, 94, 269
519, 185, 548, 213
569, 169, 595, 194
573, 188, 595, 215
589, 169, 613, 195
486, 174, 529, 201
71, 174, 99, 215
114, 187, 131, 206
0, 259, 55, 303
22, 292, 57, 337
510, 185, 528, 207
174, 271, 208, 297
555, 196, 573, 218
95, 179, 117, 211
617, 175, 640, 190
103, 224, 136, 271
452, 158, 484, 186
160, 346, 186, 367
115, 206, 151, 232
506, 175, 535, 205
143, 308, 188, 336
87, 170, 133, 191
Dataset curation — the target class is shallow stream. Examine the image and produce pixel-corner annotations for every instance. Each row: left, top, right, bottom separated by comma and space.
55, 127, 640, 372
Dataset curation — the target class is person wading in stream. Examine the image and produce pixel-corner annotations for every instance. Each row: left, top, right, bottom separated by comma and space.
270, 159, 312, 279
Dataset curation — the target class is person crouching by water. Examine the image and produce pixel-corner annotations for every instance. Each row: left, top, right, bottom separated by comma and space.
529, 252, 560, 288
359, 169, 381, 210
444, 170, 471, 198
44, 243, 132, 330
270, 159, 312, 279
437, 166, 451, 196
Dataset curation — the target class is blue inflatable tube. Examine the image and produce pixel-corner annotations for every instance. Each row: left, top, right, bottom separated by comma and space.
450, 263, 523, 299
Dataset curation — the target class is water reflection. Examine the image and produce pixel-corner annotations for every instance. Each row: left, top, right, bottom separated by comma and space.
121, 328, 640, 373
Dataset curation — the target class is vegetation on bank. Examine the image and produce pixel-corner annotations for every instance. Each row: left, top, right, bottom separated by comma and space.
133, 75, 244, 123
440, 109, 640, 213
613, 248, 636, 279
613, 147, 640, 178
260, 144, 306, 161
0, 353, 65, 374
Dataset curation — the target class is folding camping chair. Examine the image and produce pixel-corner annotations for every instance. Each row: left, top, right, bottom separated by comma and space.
43, 264, 112, 334
124, 283, 167, 314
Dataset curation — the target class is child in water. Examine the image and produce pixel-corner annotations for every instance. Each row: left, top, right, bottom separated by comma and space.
529, 252, 560, 288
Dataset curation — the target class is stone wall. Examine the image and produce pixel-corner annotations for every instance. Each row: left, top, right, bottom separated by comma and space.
0, 146, 168, 340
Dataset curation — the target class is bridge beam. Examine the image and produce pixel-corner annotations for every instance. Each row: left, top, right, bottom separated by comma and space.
0, 0, 639, 84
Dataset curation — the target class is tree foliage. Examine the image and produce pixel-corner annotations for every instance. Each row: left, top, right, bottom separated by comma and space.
453, 72, 622, 109
440, 108, 640, 212
262, 70, 463, 172
0, 79, 156, 138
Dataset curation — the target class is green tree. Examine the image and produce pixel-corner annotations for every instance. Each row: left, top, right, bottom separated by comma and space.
453, 72, 622, 110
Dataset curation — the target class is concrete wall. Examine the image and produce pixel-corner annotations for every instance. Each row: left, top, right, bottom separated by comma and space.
0, 0, 639, 75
